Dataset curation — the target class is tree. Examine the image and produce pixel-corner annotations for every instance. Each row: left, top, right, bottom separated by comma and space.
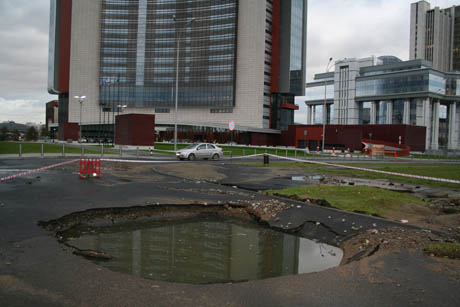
25, 127, 38, 141
40, 127, 49, 138
11, 129, 20, 141
0, 126, 8, 141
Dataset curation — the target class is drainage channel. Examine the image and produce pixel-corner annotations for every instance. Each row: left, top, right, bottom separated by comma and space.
40, 204, 343, 285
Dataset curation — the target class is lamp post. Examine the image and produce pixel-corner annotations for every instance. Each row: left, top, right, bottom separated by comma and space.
172, 15, 196, 152
74, 95, 86, 142
114, 104, 127, 145
321, 58, 333, 153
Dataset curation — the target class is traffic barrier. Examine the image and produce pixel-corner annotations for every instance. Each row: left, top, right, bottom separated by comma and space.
79, 158, 101, 179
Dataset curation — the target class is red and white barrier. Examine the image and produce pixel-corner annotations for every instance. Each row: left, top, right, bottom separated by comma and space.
79, 158, 101, 179
0, 159, 79, 182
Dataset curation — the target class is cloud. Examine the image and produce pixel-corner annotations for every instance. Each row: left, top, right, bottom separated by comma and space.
0, 0, 55, 110
306, 0, 410, 80
0, 97, 47, 124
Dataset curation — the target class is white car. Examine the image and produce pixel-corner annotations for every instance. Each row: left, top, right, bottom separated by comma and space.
176, 143, 223, 161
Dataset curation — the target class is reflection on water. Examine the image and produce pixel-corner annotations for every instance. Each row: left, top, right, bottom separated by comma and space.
65, 215, 343, 284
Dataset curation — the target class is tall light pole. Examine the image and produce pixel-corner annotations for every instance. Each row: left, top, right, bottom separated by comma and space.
322, 58, 333, 153
114, 104, 127, 145
74, 95, 86, 142
173, 15, 196, 152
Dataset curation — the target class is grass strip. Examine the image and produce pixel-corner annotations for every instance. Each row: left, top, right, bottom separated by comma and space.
424, 243, 460, 259
266, 185, 426, 216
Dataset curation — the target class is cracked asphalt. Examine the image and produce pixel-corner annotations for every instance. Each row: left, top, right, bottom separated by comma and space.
0, 156, 459, 306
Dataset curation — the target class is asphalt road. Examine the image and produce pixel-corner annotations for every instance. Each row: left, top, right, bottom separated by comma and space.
0, 157, 459, 306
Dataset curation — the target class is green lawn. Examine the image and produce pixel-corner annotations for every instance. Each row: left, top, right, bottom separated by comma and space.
0, 142, 101, 155
267, 185, 427, 216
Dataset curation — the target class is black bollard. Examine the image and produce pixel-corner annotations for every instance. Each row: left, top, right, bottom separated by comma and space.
263, 153, 269, 165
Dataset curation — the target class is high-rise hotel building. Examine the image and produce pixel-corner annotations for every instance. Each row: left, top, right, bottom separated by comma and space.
410, 1, 460, 72
48, 0, 307, 141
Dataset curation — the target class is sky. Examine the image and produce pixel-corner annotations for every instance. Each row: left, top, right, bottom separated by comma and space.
0, 0, 458, 124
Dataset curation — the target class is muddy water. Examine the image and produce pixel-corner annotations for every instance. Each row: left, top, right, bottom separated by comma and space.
65, 215, 343, 284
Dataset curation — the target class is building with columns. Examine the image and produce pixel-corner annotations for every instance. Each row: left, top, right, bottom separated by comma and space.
304, 57, 460, 152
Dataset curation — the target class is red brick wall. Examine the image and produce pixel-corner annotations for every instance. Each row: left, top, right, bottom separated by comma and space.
58, 122, 78, 141
283, 124, 426, 152
115, 114, 155, 146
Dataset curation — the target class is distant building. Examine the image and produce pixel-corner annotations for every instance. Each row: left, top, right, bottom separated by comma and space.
304, 56, 460, 152
48, 0, 308, 143
410, 1, 460, 72
46, 100, 59, 138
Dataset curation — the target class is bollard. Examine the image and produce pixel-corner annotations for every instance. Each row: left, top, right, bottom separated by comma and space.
19, 143, 22, 158
263, 153, 269, 165
41, 143, 44, 158
275, 149, 278, 156
286, 149, 288, 157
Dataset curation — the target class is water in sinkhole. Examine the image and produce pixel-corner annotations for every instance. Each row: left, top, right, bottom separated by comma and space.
64, 214, 343, 284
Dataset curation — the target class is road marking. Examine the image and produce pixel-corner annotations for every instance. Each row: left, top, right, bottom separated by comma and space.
0, 159, 79, 182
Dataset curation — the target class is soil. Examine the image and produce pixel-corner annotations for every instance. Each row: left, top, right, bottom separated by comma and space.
340, 227, 459, 264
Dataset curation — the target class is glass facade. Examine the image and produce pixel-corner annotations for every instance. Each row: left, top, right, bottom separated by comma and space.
359, 101, 371, 124
305, 84, 334, 101
357, 72, 460, 97
48, 0, 57, 93
392, 100, 404, 124
99, 0, 238, 109
289, 0, 304, 95
410, 101, 417, 125
376, 101, 388, 124
357, 73, 429, 97
453, 7, 460, 71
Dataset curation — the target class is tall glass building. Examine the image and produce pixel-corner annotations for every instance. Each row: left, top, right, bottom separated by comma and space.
48, 0, 308, 142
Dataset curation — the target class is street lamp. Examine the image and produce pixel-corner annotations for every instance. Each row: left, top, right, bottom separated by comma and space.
321, 58, 333, 153
117, 104, 127, 116
172, 15, 196, 152
113, 104, 127, 145
74, 95, 86, 142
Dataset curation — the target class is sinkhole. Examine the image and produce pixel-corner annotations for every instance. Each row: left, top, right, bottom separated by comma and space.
58, 210, 343, 284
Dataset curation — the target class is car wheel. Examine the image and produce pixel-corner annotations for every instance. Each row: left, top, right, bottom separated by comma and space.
212, 153, 220, 161
188, 153, 196, 161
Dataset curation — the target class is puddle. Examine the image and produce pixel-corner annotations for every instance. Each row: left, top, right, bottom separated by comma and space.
63, 214, 343, 284
291, 175, 324, 181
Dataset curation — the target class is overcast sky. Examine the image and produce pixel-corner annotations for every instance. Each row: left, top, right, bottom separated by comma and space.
0, 0, 458, 124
